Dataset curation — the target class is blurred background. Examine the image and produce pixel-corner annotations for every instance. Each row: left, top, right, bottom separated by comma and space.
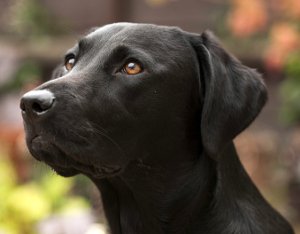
0, 0, 300, 233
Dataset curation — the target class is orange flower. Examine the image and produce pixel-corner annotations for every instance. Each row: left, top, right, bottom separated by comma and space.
264, 23, 300, 72
228, 0, 268, 37
270, 23, 299, 51
278, 0, 300, 19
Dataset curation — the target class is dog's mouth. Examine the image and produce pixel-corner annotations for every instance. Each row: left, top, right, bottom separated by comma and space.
30, 135, 123, 179
50, 164, 123, 178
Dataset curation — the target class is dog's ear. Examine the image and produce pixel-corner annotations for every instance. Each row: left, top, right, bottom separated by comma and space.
189, 31, 268, 160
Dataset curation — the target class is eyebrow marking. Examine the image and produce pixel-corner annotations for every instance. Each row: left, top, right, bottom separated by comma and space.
78, 38, 90, 49
76, 37, 95, 56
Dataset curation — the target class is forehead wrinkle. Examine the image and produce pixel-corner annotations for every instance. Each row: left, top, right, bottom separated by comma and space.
77, 24, 188, 67
78, 37, 94, 54
108, 44, 156, 65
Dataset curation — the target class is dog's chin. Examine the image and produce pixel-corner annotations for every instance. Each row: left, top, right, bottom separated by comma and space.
29, 135, 123, 179
31, 135, 55, 153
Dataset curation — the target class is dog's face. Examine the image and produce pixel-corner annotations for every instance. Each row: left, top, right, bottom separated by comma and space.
20, 23, 267, 179
20, 23, 201, 178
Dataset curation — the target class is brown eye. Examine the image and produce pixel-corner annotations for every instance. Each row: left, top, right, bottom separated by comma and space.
65, 57, 75, 71
124, 62, 142, 75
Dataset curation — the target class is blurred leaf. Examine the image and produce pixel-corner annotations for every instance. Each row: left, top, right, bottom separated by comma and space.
279, 50, 300, 124
57, 197, 91, 215
0, 155, 17, 195
0, 148, 91, 233
41, 174, 74, 211
285, 53, 300, 79
3, 0, 71, 38
279, 106, 300, 125
2, 60, 41, 93
0, 156, 18, 227
7, 183, 51, 223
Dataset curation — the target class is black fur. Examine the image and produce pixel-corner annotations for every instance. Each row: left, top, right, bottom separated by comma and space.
20, 23, 294, 234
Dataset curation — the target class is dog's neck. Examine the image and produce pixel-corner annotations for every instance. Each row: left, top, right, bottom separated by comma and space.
90, 143, 217, 234
89, 141, 282, 234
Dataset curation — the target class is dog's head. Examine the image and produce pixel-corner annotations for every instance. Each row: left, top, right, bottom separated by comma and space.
20, 23, 267, 178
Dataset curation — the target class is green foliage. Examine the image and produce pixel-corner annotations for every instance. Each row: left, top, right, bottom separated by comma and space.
12, 0, 51, 36
6, 184, 51, 227
286, 53, 300, 79
4, 0, 70, 38
280, 51, 300, 125
0, 152, 91, 234
1, 61, 41, 93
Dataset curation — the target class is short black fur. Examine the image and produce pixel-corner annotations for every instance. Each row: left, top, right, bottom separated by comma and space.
20, 23, 294, 234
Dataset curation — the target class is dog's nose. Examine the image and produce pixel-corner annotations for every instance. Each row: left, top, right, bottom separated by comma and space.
20, 90, 55, 123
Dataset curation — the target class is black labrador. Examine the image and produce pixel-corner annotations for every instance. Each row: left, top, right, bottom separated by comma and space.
20, 23, 295, 234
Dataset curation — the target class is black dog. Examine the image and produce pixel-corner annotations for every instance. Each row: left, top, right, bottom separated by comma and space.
20, 23, 294, 234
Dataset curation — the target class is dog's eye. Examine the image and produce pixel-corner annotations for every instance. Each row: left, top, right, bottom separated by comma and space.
123, 62, 142, 75
65, 57, 75, 71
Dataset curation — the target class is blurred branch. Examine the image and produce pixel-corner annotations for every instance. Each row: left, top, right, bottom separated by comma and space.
1, 0, 70, 39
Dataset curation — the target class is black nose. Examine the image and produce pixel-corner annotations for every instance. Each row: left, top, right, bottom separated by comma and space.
20, 90, 55, 123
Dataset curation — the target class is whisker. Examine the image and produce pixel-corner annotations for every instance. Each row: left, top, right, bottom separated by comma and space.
88, 121, 108, 134
52, 26, 82, 40
70, 129, 90, 143
91, 125, 126, 158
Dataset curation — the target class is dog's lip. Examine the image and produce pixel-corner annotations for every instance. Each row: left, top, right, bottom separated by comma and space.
92, 166, 123, 179
50, 166, 79, 177
31, 135, 44, 143
31, 135, 38, 142
49, 164, 123, 179
31, 135, 54, 150
50, 164, 123, 179
30, 135, 123, 178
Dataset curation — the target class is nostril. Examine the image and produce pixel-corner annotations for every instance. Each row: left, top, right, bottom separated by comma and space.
32, 102, 44, 113
20, 89, 55, 118
32, 97, 55, 113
